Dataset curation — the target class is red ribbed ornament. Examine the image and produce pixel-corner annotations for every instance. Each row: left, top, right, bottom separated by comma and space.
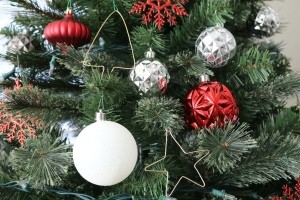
44, 12, 91, 48
185, 78, 238, 129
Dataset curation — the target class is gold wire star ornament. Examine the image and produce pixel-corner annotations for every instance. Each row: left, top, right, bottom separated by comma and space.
144, 129, 210, 197
81, 9, 135, 79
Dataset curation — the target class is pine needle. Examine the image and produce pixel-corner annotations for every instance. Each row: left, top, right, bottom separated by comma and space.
9, 126, 72, 189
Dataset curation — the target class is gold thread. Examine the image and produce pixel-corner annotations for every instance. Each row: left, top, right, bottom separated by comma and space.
144, 129, 209, 197
82, 10, 135, 77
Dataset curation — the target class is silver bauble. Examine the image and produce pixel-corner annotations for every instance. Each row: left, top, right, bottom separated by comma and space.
130, 49, 170, 94
254, 6, 279, 37
7, 35, 35, 54
195, 26, 236, 68
60, 120, 80, 145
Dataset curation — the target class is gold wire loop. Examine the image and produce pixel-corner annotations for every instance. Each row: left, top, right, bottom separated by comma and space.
82, 10, 136, 77
144, 129, 209, 197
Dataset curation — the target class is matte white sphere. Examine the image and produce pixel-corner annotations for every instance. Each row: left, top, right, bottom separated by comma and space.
73, 120, 138, 186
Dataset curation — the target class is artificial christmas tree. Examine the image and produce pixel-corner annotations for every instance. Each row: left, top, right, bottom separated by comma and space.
1, 0, 300, 199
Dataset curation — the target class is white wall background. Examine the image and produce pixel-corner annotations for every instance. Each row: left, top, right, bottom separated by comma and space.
268, 0, 300, 71
268, 0, 300, 105
0, 0, 19, 74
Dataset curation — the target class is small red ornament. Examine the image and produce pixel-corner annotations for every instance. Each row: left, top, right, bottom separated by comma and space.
184, 75, 238, 129
130, 0, 189, 30
44, 10, 91, 48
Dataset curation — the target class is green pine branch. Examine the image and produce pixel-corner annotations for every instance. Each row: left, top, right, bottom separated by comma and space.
4, 84, 80, 109
218, 110, 300, 187
166, 51, 213, 98
260, 108, 300, 136
267, 74, 300, 99
0, 190, 40, 200
237, 74, 300, 123
9, 127, 73, 189
131, 26, 169, 58
80, 70, 138, 123
230, 46, 273, 86
57, 45, 128, 77
195, 122, 257, 174
99, 160, 169, 199
134, 97, 185, 137
3, 82, 81, 125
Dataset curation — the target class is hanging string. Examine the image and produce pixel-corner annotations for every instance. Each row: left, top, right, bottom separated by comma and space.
98, 93, 105, 111
49, 55, 56, 76
16, 53, 20, 69
112, 0, 118, 11
66, 0, 72, 14
82, 9, 136, 77
67, 0, 72, 9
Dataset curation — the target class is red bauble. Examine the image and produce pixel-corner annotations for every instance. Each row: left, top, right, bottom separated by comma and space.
185, 81, 239, 129
44, 13, 91, 48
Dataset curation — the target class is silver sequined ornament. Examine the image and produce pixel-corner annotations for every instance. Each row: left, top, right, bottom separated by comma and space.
130, 48, 170, 94
195, 26, 236, 68
7, 35, 35, 54
254, 6, 279, 37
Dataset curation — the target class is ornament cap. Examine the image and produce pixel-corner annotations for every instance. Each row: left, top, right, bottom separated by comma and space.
95, 110, 106, 121
145, 48, 155, 59
64, 13, 73, 19
199, 74, 210, 82
66, 7, 72, 15
215, 23, 224, 28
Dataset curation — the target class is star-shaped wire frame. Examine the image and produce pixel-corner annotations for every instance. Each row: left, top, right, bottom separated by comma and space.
144, 129, 209, 197
81, 10, 135, 78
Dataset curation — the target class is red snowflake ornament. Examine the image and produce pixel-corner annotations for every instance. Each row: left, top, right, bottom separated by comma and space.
270, 178, 300, 200
0, 79, 41, 147
130, 0, 189, 30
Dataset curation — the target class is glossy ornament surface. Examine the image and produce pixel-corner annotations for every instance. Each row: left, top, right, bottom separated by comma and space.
185, 77, 238, 129
44, 12, 91, 48
195, 26, 236, 68
7, 35, 35, 54
130, 49, 170, 94
254, 6, 279, 36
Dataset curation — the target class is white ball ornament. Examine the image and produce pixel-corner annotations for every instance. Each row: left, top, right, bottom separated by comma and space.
73, 111, 138, 186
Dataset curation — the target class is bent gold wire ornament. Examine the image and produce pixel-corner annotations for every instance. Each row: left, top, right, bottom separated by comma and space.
82, 9, 135, 79
144, 129, 209, 197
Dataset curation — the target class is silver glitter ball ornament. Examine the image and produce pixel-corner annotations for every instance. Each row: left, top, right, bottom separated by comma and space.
195, 26, 236, 68
254, 6, 279, 37
7, 35, 35, 54
130, 48, 170, 94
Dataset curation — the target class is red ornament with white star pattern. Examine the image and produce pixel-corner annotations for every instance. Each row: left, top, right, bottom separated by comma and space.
184, 76, 239, 129
130, 0, 189, 30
